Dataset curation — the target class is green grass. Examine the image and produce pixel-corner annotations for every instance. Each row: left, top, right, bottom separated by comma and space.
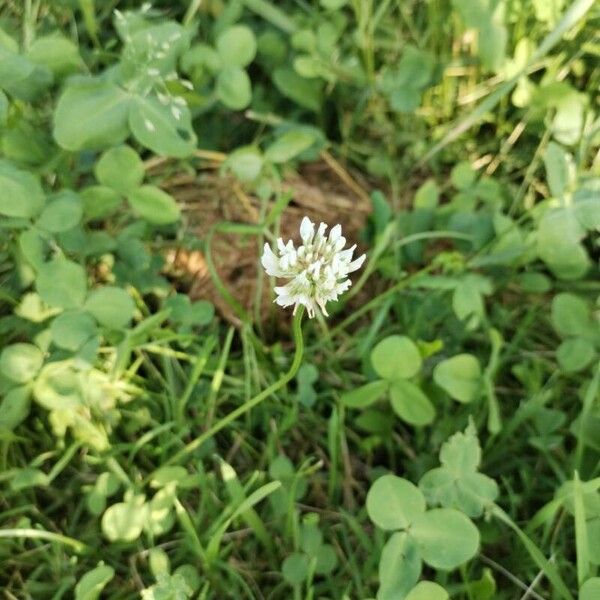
1, 0, 600, 598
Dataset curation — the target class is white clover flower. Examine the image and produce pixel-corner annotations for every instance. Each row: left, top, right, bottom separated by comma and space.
261, 217, 366, 318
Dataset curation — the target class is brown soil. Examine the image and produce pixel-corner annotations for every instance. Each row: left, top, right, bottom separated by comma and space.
155, 153, 373, 325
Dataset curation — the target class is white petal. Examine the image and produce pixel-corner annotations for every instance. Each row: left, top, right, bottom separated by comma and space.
334, 236, 346, 251
329, 224, 342, 242
275, 294, 294, 307
261, 244, 281, 276
274, 283, 293, 297
316, 222, 328, 242
348, 253, 366, 273
336, 279, 352, 294
300, 217, 315, 242
304, 298, 316, 318
339, 244, 356, 263
316, 297, 329, 317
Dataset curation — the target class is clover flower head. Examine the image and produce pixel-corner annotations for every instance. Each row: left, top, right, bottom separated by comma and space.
261, 217, 366, 318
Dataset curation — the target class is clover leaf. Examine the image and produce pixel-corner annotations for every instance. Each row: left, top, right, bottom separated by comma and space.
296, 363, 318, 407
405, 581, 448, 600
551, 293, 599, 373
378, 532, 421, 600
281, 513, 338, 586
419, 422, 498, 517
342, 335, 435, 427
433, 353, 482, 403
367, 472, 480, 598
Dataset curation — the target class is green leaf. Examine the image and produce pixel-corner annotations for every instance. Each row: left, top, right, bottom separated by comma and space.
101, 497, 148, 542
315, 544, 337, 575
0, 160, 45, 218
15, 293, 60, 323
33, 361, 82, 410
84, 286, 136, 329
127, 185, 180, 225
81, 186, 123, 222
366, 475, 426, 531
419, 423, 498, 517
378, 533, 422, 600
142, 574, 193, 600
37, 191, 83, 233
537, 208, 589, 280
341, 380, 388, 408
371, 336, 422, 380
272, 67, 322, 111
50, 311, 97, 351
453, 274, 492, 321
53, 79, 131, 151
588, 519, 600, 564
10, 467, 50, 490
557, 338, 595, 373
265, 130, 316, 164
420, 468, 498, 518
516, 272, 552, 293
0, 45, 34, 87
0, 385, 31, 430
27, 34, 82, 77
225, 146, 263, 182
216, 67, 252, 110
551, 91, 585, 146
478, 19, 507, 72
0, 90, 7, 126
121, 22, 190, 77
0, 343, 43, 384
411, 508, 480, 570
182, 43, 222, 74
36, 257, 87, 309
389, 379, 435, 426
95, 145, 144, 194
433, 354, 482, 403
575, 190, 600, 231
451, 161, 477, 190
216, 25, 257, 67
414, 179, 439, 209
380, 45, 434, 113
552, 293, 593, 338
387, 87, 421, 113
129, 95, 196, 158
440, 422, 481, 473
75, 564, 115, 600
190, 301, 214, 326
19, 229, 47, 270
581, 579, 600, 600
282, 552, 309, 584
405, 581, 449, 600
150, 466, 189, 489
145, 486, 176, 537
149, 548, 170, 577
544, 142, 573, 197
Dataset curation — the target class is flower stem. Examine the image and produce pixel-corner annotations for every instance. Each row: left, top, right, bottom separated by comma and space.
163, 306, 305, 467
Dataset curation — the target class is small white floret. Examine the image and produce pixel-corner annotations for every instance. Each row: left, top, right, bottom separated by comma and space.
261, 217, 366, 318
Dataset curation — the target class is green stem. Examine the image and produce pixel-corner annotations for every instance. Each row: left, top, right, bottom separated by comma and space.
163, 306, 305, 467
